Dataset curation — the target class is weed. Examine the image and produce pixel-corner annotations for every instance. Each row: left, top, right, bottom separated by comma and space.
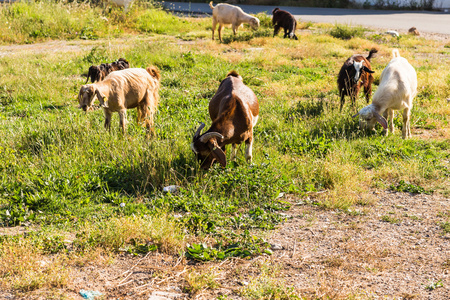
390, 180, 432, 195
381, 215, 400, 224
440, 222, 450, 234
424, 279, 443, 291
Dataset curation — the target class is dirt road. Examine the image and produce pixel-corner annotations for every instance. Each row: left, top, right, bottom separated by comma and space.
162, 1, 450, 36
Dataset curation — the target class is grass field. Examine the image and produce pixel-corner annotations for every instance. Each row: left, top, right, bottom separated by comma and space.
0, 0, 449, 298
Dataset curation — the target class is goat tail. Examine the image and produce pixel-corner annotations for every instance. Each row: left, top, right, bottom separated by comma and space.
366, 48, 378, 61
209, 1, 214, 9
146, 66, 161, 81
227, 70, 242, 80
392, 49, 400, 58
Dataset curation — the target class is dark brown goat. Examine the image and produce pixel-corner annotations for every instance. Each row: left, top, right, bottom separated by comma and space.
85, 58, 130, 84
272, 8, 298, 40
337, 48, 378, 111
191, 71, 259, 170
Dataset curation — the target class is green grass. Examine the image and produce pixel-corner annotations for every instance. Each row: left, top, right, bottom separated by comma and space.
0, 0, 449, 295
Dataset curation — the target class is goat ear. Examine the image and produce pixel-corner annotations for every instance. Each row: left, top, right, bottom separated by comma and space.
373, 111, 388, 129
95, 89, 105, 102
209, 143, 226, 167
352, 112, 359, 118
363, 66, 375, 73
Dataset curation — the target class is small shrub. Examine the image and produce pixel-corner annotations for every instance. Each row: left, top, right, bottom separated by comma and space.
390, 180, 432, 195
329, 24, 366, 40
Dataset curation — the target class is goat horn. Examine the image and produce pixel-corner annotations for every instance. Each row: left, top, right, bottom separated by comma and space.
199, 132, 224, 143
194, 122, 206, 138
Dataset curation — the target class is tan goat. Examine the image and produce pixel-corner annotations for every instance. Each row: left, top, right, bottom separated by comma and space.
78, 67, 161, 134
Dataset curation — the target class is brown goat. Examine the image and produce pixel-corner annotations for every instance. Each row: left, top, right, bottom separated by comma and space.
191, 71, 259, 170
78, 67, 160, 134
85, 58, 130, 84
272, 8, 298, 40
337, 48, 377, 111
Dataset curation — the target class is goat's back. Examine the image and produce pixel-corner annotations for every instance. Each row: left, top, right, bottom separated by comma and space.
213, 3, 244, 20
272, 8, 296, 25
209, 76, 259, 122
102, 68, 160, 109
374, 57, 417, 107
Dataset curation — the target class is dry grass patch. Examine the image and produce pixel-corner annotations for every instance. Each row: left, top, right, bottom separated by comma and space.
0, 238, 70, 292
241, 261, 301, 299
75, 215, 185, 254
184, 267, 221, 295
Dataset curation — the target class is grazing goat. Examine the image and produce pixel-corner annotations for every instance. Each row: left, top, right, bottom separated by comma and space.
272, 8, 298, 40
85, 58, 130, 84
209, 2, 260, 42
337, 48, 377, 111
78, 67, 161, 134
191, 71, 259, 170
353, 49, 417, 139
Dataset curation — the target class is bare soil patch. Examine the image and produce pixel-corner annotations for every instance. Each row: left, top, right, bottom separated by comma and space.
4, 190, 448, 299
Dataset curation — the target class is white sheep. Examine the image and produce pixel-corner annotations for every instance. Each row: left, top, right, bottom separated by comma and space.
78, 67, 161, 135
353, 49, 417, 139
209, 1, 260, 42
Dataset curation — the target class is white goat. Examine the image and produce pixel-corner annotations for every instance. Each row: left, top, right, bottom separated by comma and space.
353, 49, 417, 139
209, 2, 260, 42
78, 67, 161, 135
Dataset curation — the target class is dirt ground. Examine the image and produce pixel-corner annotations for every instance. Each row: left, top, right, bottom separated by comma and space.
3, 190, 447, 300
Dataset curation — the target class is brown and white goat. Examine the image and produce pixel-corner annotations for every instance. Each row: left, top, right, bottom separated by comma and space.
191, 71, 259, 170
337, 48, 377, 111
272, 8, 298, 40
85, 58, 130, 84
78, 67, 160, 134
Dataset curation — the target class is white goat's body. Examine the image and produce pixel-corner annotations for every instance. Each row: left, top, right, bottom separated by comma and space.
78, 67, 160, 134
356, 50, 417, 139
210, 2, 260, 42
105, 0, 134, 11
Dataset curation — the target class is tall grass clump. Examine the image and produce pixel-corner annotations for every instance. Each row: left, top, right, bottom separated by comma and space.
0, 1, 109, 43
329, 24, 367, 40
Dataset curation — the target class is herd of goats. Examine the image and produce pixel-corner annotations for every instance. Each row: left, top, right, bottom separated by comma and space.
77, 3, 418, 170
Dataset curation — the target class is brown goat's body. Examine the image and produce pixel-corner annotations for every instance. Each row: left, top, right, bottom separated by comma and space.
337, 49, 377, 111
272, 8, 298, 40
78, 67, 160, 134
192, 71, 259, 170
